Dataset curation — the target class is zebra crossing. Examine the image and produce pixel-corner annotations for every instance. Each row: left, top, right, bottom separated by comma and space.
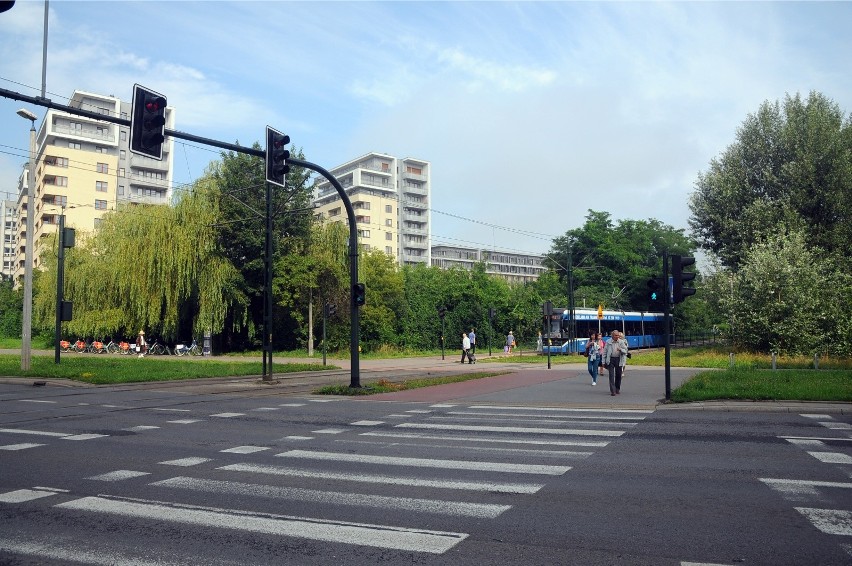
0, 400, 651, 561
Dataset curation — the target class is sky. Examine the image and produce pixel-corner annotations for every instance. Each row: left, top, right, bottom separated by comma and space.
1, 1, 851, 261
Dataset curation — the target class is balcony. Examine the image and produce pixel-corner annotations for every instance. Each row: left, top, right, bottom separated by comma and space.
402, 183, 427, 196
402, 171, 427, 182
403, 238, 428, 250
402, 212, 426, 223
52, 124, 116, 144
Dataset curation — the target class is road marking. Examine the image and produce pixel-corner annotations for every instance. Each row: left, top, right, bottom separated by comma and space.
33, 487, 70, 493
820, 422, 852, 430
86, 470, 151, 481
57, 495, 468, 554
405, 410, 432, 414
807, 451, 852, 465
0, 535, 188, 566
795, 507, 852, 536
167, 419, 203, 424
251, 407, 280, 411
430, 404, 456, 408
18, 399, 57, 404
447, 410, 646, 421
345, 438, 592, 458
220, 446, 269, 454
760, 478, 852, 498
152, 408, 191, 412
385, 414, 413, 418
275, 449, 570, 475
396, 422, 624, 437
308, 399, 341, 402
801, 414, 833, 419
469, 405, 652, 414
360, 430, 609, 447
210, 413, 244, 418
781, 436, 852, 442
681, 562, 735, 566
0, 489, 57, 503
312, 428, 346, 434
0, 443, 45, 450
159, 457, 212, 467
219, 463, 543, 494
0, 428, 68, 437
283, 436, 313, 441
153, 476, 512, 518
124, 425, 161, 431
279, 403, 306, 407
430, 415, 637, 427
785, 438, 826, 448
351, 420, 384, 426
61, 433, 108, 441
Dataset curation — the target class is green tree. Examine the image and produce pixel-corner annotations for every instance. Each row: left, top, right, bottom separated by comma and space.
689, 91, 852, 268
0, 278, 22, 337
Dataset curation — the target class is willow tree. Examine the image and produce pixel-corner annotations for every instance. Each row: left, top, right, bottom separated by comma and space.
34, 176, 247, 342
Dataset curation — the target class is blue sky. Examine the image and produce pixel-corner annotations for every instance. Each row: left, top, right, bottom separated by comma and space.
1, 1, 851, 259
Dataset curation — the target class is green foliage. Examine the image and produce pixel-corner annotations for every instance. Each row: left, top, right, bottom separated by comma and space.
690, 91, 852, 268
0, 279, 22, 337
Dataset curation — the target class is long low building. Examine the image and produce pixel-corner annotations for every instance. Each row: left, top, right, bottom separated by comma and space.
431, 244, 545, 284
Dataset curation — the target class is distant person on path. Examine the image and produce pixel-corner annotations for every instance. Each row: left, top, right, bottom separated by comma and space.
584, 332, 603, 385
469, 328, 476, 355
506, 331, 515, 354
604, 330, 628, 395
135, 330, 147, 358
461, 332, 471, 364
536, 331, 543, 353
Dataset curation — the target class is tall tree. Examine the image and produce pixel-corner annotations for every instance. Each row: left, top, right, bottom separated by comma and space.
689, 91, 852, 268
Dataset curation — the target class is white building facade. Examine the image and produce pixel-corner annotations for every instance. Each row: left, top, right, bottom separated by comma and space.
1, 199, 16, 281
312, 152, 430, 267
431, 244, 545, 284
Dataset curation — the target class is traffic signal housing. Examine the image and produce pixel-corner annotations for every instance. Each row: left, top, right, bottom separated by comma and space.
130, 84, 167, 160
671, 255, 697, 303
266, 126, 290, 187
353, 283, 366, 307
438, 306, 447, 319
324, 302, 337, 318
647, 276, 665, 307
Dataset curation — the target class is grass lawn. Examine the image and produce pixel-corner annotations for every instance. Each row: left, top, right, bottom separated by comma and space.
672, 368, 852, 403
0, 354, 334, 385
314, 371, 513, 395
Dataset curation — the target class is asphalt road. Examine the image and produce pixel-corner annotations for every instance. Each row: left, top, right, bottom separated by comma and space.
0, 360, 850, 564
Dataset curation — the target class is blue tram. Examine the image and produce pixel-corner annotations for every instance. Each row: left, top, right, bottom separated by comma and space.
543, 307, 669, 354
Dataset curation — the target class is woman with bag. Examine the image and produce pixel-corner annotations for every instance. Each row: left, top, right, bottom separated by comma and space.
584, 332, 602, 385
603, 330, 628, 395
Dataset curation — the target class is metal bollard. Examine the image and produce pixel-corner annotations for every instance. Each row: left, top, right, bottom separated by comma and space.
772, 352, 776, 371
729, 352, 735, 368
814, 353, 819, 370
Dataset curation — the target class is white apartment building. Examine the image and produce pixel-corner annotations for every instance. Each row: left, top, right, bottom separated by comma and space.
12, 90, 175, 286
431, 244, 546, 284
1, 199, 16, 281
312, 152, 430, 266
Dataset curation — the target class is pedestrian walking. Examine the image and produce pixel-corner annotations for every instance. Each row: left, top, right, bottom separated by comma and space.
135, 330, 147, 358
584, 332, 603, 385
461, 332, 471, 364
469, 328, 476, 355
603, 330, 628, 395
505, 331, 515, 354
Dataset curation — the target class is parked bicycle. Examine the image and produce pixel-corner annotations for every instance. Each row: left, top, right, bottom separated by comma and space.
105, 339, 120, 354
147, 338, 171, 356
90, 340, 107, 354
118, 341, 132, 355
174, 339, 202, 356
71, 339, 88, 353
60, 340, 72, 352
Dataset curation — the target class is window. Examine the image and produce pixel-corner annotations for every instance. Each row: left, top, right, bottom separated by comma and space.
69, 122, 82, 131
69, 142, 81, 150
329, 207, 341, 217
45, 156, 68, 168
95, 146, 107, 154
356, 215, 370, 224
385, 219, 392, 227
385, 205, 392, 213
118, 185, 125, 196
406, 166, 422, 175
94, 218, 102, 229
385, 246, 393, 254
385, 232, 392, 241
357, 229, 370, 238
96, 181, 108, 192
47, 176, 68, 187
118, 168, 125, 178
55, 195, 67, 207
119, 150, 126, 160
120, 112, 128, 120
96, 162, 109, 174
97, 107, 109, 116
363, 244, 371, 251
95, 199, 107, 210
354, 201, 370, 210
120, 130, 127, 141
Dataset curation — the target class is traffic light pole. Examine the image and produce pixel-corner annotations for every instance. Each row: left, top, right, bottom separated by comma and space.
663, 250, 672, 400
0, 87, 364, 388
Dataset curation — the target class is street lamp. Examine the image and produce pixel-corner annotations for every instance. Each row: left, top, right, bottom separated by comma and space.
17, 108, 37, 371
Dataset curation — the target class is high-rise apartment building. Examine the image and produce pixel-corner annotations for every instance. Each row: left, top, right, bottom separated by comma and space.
1, 199, 16, 281
312, 152, 430, 266
12, 90, 175, 286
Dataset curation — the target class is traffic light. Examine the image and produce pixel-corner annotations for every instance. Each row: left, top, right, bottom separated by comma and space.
647, 277, 664, 306
324, 302, 337, 317
671, 255, 697, 303
542, 301, 553, 317
266, 126, 290, 187
130, 84, 167, 160
353, 283, 366, 307
488, 307, 495, 321
438, 306, 447, 319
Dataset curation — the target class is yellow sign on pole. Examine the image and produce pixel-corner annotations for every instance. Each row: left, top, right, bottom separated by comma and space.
597, 304, 603, 319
